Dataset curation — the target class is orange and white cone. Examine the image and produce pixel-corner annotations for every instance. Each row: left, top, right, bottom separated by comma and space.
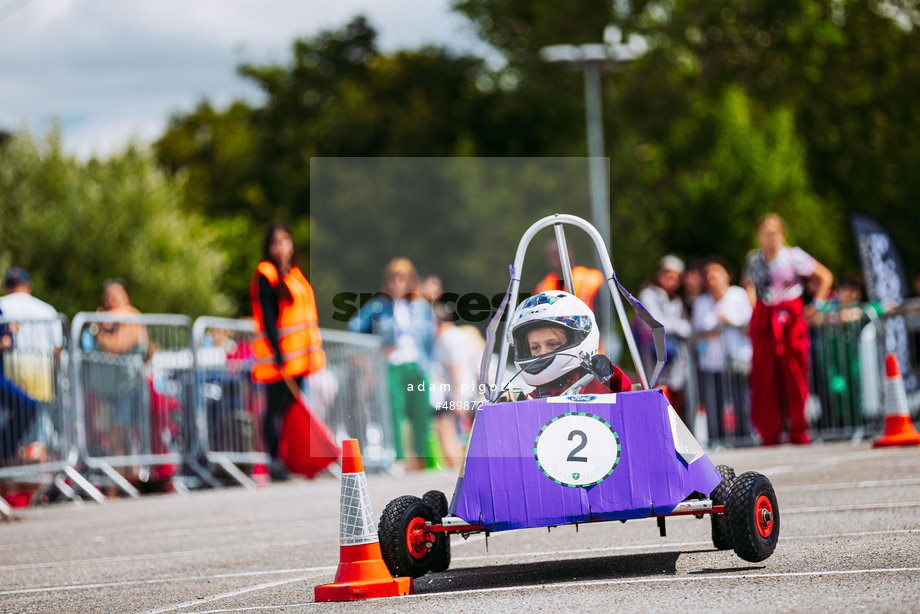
314, 439, 412, 601
873, 354, 920, 448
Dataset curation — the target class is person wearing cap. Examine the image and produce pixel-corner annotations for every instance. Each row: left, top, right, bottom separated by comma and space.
0, 268, 64, 400
636, 255, 693, 424
1, 269, 63, 348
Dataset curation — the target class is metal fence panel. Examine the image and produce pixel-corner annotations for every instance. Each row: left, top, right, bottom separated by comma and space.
192, 317, 267, 487
682, 301, 915, 447
683, 328, 755, 448
72, 312, 194, 496
806, 306, 879, 439
312, 329, 395, 470
0, 316, 75, 498
190, 320, 396, 480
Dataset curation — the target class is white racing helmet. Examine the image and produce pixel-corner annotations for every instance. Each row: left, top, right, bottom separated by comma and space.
509, 291, 599, 386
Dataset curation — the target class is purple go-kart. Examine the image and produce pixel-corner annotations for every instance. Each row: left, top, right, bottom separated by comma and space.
378, 214, 779, 578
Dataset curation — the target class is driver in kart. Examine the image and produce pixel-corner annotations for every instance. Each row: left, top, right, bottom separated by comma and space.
507, 291, 631, 399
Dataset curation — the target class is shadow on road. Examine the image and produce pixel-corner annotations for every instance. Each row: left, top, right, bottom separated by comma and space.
413, 551, 683, 594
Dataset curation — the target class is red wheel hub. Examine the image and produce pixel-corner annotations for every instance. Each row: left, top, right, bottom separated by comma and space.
755, 494, 774, 538
405, 517, 433, 559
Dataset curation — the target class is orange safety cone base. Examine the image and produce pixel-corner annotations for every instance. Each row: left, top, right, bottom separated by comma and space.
333, 543, 394, 583
314, 576, 412, 602
314, 543, 413, 601
873, 416, 920, 447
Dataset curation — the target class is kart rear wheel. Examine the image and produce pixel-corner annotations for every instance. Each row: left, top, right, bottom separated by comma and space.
422, 490, 451, 573
710, 465, 736, 550
726, 472, 779, 563
379, 495, 436, 578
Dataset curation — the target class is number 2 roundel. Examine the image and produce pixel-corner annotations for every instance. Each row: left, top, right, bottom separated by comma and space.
534, 412, 621, 488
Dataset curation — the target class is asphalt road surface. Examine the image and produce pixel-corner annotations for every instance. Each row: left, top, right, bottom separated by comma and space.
3, 441, 920, 613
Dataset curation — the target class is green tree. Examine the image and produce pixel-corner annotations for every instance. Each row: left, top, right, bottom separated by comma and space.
156, 16, 575, 313
669, 87, 843, 270
0, 128, 231, 317
455, 0, 920, 279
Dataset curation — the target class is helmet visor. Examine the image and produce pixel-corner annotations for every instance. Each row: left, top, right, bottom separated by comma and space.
512, 315, 592, 361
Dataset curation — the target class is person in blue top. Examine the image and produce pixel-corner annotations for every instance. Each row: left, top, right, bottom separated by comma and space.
0, 305, 39, 463
348, 257, 436, 469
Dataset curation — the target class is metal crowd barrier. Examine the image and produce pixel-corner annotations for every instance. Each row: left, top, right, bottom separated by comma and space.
309, 329, 395, 471
71, 312, 196, 498
189, 320, 396, 484
191, 317, 268, 488
683, 327, 754, 448
806, 305, 881, 440
0, 315, 104, 518
683, 300, 920, 447
3, 313, 403, 511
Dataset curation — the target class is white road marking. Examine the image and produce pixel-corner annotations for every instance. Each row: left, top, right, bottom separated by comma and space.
2, 519, 332, 550
779, 477, 920, 492
0, 540, 312, 572
3, 534, 480, 574
143, 574, 327, 614
0, 567, 336, 596
757, 448, 920, 475
785, 500, 920, 514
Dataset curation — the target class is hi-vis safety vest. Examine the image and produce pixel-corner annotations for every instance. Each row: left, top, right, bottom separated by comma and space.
534, 266, 605, 310
251, 262, 325, 383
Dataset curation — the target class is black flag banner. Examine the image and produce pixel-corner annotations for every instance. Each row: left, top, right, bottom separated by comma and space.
851, 213, 909, 306
850, 213, 915, 392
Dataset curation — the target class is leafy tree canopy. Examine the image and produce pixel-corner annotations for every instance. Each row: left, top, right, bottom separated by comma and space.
0, 128, 231, 318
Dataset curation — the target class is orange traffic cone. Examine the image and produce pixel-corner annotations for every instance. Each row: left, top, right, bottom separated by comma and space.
314, 439, 413, 601
873, 354, 920, 448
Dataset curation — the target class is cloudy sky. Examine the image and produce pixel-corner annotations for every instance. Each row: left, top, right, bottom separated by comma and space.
0, 0, 489, 158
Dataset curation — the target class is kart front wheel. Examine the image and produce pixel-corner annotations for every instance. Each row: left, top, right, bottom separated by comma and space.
379, 495, 436, 578
422, 490, 451, 573
726, 471, 779, 563
710, 465, 736, 551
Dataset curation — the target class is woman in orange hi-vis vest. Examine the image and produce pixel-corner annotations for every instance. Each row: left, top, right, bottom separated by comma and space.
251, 223, 325, 481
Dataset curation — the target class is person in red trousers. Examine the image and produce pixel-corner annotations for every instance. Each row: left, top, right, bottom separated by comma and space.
742, 214, 833, 445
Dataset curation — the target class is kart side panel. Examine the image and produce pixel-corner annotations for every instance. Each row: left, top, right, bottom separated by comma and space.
449, 389, 721, 531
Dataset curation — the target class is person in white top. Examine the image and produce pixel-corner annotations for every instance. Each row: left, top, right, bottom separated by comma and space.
0, 268, 63, 403
637, 255, 692, 424
691, 258, 753, 441
0, 268, 63, 354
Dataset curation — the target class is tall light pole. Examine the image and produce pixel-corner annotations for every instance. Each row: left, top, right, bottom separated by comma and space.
539, 27, 648, 359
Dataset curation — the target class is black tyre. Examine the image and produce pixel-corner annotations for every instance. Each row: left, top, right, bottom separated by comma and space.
710, 465, 736, 550
422, 490, 451, 573
379, 495, 436, 579
726, 471, 779, 563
